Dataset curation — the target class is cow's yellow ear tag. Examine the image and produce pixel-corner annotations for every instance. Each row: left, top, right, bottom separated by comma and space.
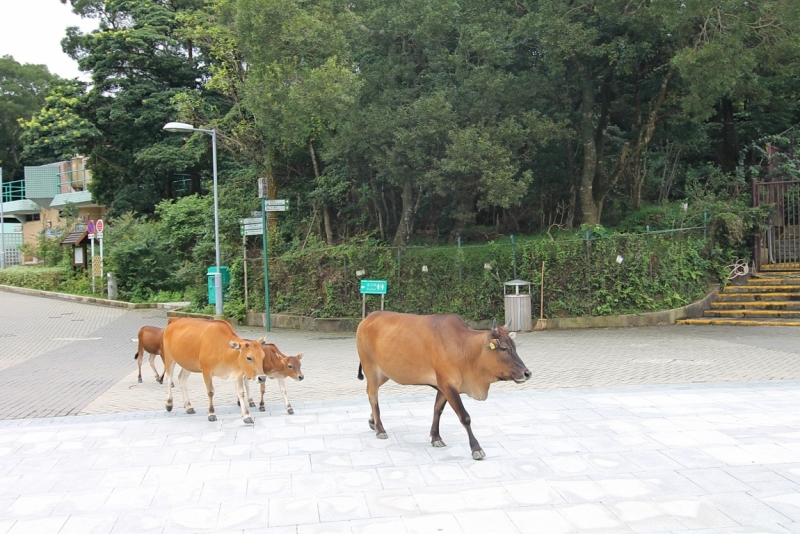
489, 342, 497, 350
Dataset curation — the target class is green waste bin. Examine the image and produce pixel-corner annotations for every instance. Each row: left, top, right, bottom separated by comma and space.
207, 266, 231, 304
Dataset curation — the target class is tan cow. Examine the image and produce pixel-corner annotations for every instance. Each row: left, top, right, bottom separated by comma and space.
134, 326, 165, 383
241, 342, 304, 414
162, 318, 268, 423
356, 312, 531, 460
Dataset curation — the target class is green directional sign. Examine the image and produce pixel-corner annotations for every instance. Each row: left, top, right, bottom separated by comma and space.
360, 279, 387, 295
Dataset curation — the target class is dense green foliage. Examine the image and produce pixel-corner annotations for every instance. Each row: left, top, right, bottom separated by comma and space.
0, 56, 59, 181
6, 0, 800, 319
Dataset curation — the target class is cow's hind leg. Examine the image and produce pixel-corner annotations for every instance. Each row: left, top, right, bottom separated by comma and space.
366, 372, 390, 439
203, 371, 217, 422
177, 367, 195, 415
429, 389, 448, 447
148, 352, 161, 382
164, 359, 176, 412
441, 386, 484, 460
136, 345, 144, 383
235, 376, 254, 424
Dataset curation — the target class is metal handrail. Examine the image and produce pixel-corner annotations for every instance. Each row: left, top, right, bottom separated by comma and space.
1, 180, 25, 203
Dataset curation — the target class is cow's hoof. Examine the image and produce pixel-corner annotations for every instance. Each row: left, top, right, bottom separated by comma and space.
208, 414, 217, 422
138, 378, 142, 383
287, 408, 294, 415
376, 432, 388, 440
259, 405, 265, 412
156, 379, 163, 384
472, 449, 486, 461
166, 404, 173, 412
249, 401, 256, 408
368, 421, 375, 430
431, 439, 446, 448
186, 408, 196, 415
243, 417, 254, 424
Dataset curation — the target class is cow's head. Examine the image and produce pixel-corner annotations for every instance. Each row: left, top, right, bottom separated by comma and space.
484, 319, 531, 384
281, 353, 304, 381
230, 338, 268, 383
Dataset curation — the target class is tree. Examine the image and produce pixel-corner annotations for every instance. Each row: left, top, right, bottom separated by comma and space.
0, 56, 59, 181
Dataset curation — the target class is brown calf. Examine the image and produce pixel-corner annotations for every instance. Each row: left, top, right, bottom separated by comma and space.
356, 312, 531, 460
134, 326, 165, 383
241, 343, 304, 414
162, 318, 268, 423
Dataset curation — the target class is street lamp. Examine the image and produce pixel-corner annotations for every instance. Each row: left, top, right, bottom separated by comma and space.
163, 122, 223, 317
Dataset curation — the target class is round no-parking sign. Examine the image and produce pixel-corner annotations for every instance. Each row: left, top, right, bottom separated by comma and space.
96, 219, 104, 237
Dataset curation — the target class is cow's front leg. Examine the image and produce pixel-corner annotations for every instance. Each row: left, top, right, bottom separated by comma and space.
442, 386, 484, 460
202, 371, 217, 422
238, 378, 256, 408
177, 367, 194, 414
429, 389, 448, 447
259, 381, 266, 412
277, 376, 294, 414
235, 375, 254, 424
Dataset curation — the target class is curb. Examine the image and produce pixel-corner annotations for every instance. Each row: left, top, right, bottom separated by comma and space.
545, 287, 719, 330
0, 285, 187, 311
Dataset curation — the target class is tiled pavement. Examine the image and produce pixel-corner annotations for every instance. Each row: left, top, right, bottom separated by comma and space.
0, 383, 800, 533
3, 290, 800, 532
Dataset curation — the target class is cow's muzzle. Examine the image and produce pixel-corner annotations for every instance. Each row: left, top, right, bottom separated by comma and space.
257, 375, 267, 383
297, 375, 304, 381
514, 369, 532, 384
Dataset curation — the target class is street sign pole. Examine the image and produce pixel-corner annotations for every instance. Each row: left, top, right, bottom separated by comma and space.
243, 232, 248, 312
97, 219, 104, 295
262, 198, 271, 332
1, 168, 6, 269
88, 220, 95, 293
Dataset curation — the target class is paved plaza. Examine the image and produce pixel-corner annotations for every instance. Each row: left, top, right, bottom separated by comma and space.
1, 290, 800, 533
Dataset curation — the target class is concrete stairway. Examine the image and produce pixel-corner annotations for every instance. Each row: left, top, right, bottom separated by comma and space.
678, 263, 800, 326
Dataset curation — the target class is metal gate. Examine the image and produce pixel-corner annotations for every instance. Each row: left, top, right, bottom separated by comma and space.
754, 179, 800, 269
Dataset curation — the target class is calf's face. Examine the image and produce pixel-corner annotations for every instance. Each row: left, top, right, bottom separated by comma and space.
230, 339, 268, 382
282, 354, 304, 381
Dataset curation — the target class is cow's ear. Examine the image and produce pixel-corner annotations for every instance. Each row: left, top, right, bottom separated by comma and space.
508, 331, 517, 339
297, 353, 304, 360
491, 319, 499, 337
229, 341, 241, 350
488, 340, 498, 350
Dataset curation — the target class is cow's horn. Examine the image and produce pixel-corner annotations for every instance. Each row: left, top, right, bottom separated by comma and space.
504, 319, 512, 329
491, 319, 499, 335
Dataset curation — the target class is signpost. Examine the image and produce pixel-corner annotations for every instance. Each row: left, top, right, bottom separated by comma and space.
87, 220, 96, 293
96, 219, 104, 292
255, 176, 290, 332
360, 279, 388, 319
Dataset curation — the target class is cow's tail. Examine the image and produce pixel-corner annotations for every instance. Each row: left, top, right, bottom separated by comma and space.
134, 351, 139, 360
357, 363, 364, 380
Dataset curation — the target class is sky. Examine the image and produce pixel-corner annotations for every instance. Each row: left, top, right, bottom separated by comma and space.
0, 0, 99, 80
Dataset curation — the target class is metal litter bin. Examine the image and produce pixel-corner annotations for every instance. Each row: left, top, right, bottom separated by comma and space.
504, 280, 532, 332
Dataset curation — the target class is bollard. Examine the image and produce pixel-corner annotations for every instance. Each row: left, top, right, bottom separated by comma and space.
107, 272, 118, 300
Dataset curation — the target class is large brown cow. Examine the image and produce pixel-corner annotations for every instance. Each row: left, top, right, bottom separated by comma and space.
162, 318, 268, 423
133, 326, 165, 383
241, 343, 304, 414
356, 312, 531, 460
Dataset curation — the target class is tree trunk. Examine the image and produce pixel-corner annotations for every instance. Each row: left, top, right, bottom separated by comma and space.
309, 141, 334, 246
575, 56, 599, 225
393, 178, 415, 248
716, 98, 739, 173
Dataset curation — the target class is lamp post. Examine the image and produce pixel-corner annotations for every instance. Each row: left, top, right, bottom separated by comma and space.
163, 122, 223, 317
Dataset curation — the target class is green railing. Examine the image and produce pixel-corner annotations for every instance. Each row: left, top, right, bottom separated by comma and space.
173, 175, 194, 198
57, 169, 90, 194
2, 180, 25, 203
